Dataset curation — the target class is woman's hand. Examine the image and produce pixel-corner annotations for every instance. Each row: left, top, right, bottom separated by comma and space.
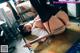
24, 41, 31, 48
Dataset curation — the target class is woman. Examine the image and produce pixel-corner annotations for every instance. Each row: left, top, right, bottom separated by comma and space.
23, 0, 69, 47
22, 11, 69, 47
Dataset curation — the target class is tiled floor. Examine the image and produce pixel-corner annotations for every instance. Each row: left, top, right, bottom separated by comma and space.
12, 38, 34, 53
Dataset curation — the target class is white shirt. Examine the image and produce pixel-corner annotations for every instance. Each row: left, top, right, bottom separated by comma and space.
31, 28, 48, 37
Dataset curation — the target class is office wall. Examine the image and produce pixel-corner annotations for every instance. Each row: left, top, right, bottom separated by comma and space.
67, 3, 76, 17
